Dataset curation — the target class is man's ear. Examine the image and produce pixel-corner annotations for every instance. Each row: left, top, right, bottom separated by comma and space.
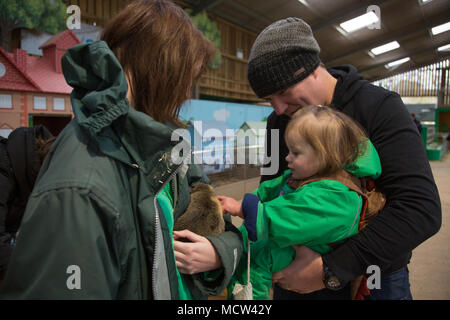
312, 66, 321, 79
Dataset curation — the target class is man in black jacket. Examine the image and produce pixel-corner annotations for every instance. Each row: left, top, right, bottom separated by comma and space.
248, 17, 441, 299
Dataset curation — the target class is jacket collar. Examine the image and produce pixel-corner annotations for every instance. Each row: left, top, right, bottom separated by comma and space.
62, 41, 187, 177
328, 65, 368, 110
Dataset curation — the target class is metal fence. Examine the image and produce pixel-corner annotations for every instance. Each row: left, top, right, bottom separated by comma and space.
372, 59, 450, 105
195, 145, 265, 186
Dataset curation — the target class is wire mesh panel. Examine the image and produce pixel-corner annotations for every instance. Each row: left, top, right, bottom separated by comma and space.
372, 59, 450, 106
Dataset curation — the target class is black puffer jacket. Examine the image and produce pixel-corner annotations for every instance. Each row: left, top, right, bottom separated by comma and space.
0, 125, 53, 279
262, 65, 441, 285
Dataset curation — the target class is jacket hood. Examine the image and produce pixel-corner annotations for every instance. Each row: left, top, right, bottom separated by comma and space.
62, 41, 129, 136
328, 65, 369, 110
62, 41, 184, 172
6, 125, 53, 199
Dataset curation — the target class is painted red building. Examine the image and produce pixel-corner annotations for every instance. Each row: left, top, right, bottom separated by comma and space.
0, 30, 80, 137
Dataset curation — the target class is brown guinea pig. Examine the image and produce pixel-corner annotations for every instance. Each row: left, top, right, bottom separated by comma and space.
174, 182, 225, 236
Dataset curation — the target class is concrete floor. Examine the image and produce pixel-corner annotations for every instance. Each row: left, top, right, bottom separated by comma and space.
409, 152, 450, 300
215, 152, 450, 300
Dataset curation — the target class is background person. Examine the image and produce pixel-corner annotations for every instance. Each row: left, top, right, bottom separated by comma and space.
411, 113, 422, 134
0, 125, 54, 287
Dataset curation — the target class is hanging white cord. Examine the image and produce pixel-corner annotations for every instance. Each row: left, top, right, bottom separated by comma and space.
232, 239, 253, 300
247, 239, 251, 285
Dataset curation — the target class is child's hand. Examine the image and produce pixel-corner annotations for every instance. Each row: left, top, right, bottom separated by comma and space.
217, 196, 244, 218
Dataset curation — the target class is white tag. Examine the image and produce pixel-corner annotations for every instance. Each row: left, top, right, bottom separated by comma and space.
232, 283, 253, 300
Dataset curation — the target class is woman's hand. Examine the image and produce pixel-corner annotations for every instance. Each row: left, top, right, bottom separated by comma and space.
217, 196, 243, 218
272, 245, 325, 294
173, 229, 222, 275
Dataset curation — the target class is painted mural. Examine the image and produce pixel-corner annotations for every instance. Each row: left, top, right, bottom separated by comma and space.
180, 99, 272, 130
179, 99, 273, 173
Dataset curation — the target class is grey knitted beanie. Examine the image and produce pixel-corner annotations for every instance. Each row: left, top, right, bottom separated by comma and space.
248, 17, 321, 98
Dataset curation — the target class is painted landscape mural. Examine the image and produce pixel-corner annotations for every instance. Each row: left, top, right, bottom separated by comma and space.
179, 99, 273, 174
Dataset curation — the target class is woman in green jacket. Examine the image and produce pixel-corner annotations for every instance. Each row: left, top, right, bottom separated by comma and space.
0, 0, 242, 299
219, 106, 382, 299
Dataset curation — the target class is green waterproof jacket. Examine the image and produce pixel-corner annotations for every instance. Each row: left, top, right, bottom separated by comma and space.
0, 41, 242, 300
229, 140, 381, 300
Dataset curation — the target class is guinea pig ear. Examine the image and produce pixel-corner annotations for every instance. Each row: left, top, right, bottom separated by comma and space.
190, 182, 202, 193
190, 184, 199, 193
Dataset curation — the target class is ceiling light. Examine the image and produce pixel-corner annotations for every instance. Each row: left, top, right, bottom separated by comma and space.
438, 44, 450, 52
419, 0, 433, 3
386, 57, 410, 68
339, 11, 379, 33
335, 26, 348, 36
370, 41, 400, 55
431, 22, 450, 35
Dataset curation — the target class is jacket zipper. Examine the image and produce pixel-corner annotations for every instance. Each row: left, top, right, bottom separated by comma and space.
152, 152, 186, 299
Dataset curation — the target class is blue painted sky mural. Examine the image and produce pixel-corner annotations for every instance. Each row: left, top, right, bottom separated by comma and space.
178, 99, 273, 173
179, 99, 273, 131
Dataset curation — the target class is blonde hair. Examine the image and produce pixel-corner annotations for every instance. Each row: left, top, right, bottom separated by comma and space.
285, 105, 368, 176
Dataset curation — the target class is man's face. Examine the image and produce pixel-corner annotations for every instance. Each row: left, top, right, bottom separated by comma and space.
264, 71, 323, 117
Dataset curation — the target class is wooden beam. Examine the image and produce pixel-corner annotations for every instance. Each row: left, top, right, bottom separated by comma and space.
359, 40, 450, 74
214, 17, 258, 37
193, 0, 227, 14
199, 83, 256, 96
324, 12, 450, 66
201, 75, 250, 86
365, 55, 450, 82
221, 52, 248, 64
207, 11, 261, 34
219, 0, 273, 26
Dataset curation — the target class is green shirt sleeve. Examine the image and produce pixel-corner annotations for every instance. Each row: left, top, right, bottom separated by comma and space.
196, 213, 243, 296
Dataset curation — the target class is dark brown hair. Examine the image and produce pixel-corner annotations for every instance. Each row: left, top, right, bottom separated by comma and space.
285, 105, 368, 176
101, 0, 215, 126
